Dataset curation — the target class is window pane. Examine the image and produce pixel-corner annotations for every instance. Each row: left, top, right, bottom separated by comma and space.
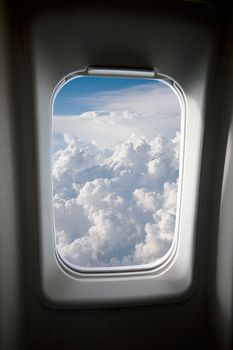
52, 75, 182, 271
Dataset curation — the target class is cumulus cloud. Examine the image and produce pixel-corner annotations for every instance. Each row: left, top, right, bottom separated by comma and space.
53, 110, 180, 149
54, 131, 180, 269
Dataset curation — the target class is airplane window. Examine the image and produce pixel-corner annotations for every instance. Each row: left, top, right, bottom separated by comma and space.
52, 73, 183, 272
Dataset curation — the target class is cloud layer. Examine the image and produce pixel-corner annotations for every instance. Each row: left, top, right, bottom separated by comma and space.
53, 82, 181, 150
72, 81, 181, 115
53, 131, 180, 269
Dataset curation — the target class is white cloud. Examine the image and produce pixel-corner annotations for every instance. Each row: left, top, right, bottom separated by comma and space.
53, 83, 181, 149
54, 131, 180, 268
54, 110, 180, 149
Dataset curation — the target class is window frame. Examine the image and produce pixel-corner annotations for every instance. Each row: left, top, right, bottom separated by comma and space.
32, 11, 211, 307
52, 67, 185, 274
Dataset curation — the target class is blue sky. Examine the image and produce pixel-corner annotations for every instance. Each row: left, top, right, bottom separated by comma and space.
53, 76, 160, 115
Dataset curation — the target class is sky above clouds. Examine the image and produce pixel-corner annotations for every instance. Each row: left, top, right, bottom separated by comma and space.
52, 76, 181, 270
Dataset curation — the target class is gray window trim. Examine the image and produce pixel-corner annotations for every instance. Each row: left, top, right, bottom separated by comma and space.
32, 12, 211, 307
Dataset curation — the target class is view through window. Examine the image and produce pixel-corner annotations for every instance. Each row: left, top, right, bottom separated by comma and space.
52, 75, 182, 271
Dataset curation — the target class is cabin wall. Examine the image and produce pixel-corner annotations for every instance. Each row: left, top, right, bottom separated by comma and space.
0, 2, 22, 349
0, 1, 233, 349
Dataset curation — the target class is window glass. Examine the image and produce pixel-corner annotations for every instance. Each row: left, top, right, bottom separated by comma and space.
52, 75, 182, 271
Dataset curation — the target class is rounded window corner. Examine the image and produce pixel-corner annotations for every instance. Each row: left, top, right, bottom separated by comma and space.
51, 67, 185, 276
